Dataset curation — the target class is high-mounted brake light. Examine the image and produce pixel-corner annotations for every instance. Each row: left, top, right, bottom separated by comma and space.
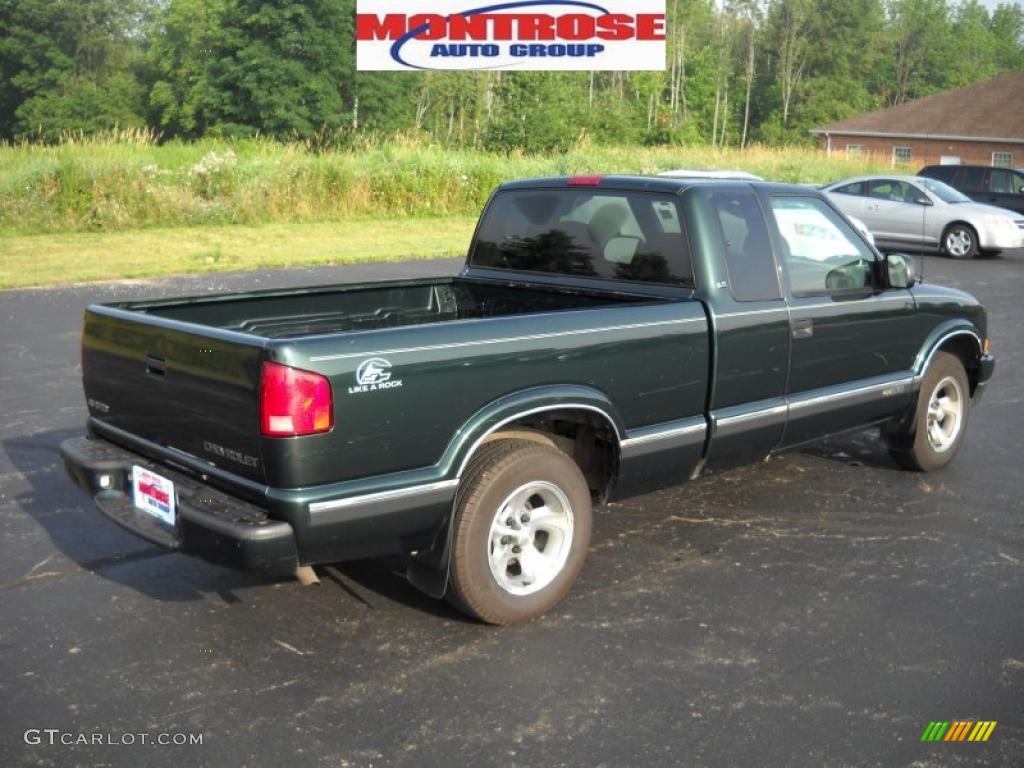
260, 362, 333, 437
567, 175, 603, 186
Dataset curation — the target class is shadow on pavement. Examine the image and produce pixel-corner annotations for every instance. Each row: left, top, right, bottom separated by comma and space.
3, 428, 285, 602
799, 427, 906, 470
3, 428, 473, 620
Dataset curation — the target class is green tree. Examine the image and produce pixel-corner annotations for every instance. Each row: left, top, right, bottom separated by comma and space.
147, 0, 229, 137
0, 0, 147, 139
948, 1, 997, 86
203, 0, 353, 138
888, 0, 956, 104
990, 3, 1024, 72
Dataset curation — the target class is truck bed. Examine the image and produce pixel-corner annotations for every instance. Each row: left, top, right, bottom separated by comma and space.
83, 276, 683, 490
124, 278, 649, 339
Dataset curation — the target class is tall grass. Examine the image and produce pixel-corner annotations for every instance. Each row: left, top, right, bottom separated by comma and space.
0, 133, 893, 235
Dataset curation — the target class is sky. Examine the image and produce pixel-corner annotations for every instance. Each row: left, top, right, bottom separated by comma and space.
979, 0, 1022, 9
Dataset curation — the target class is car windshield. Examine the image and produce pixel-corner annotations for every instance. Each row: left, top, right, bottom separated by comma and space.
918, 177, 972, 204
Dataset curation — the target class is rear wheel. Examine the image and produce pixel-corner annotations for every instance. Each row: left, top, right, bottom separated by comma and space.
942, 223, 979, 259
888, 352, 970, 471
448, 439, 592, 625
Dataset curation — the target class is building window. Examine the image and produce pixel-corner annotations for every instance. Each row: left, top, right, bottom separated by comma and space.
845, 144, 864, 157
992, 151, 1013, 168
892, 146, 912, 166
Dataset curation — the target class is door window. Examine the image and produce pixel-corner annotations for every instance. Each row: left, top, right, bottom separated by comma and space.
989, 168, 1022, 194
867, 179, 916, 203
769, 197, 876, 296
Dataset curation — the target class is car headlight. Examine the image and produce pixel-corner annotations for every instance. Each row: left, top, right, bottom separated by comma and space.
983, 215, 1016, 232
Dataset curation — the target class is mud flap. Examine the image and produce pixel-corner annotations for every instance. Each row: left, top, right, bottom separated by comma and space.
405, 516, 455, 599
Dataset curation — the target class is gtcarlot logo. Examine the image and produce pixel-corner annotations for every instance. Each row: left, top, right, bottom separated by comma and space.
356, 0, 666, 71
24, 729, 203, 746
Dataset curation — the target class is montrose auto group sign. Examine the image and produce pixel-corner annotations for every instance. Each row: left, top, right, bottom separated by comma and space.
356, 1, 666, 71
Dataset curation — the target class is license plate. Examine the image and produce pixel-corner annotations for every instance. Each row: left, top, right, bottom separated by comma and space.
131, 466, 176, 526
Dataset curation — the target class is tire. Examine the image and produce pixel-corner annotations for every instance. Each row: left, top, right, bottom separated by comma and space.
888, 352, 970, 471
447, 439, 592, 625
941, 223, 979, 259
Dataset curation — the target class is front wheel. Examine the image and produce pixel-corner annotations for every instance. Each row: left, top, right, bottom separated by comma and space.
942, 224, 979, 259
448, 439, 592, 625
888, 352, 970, 471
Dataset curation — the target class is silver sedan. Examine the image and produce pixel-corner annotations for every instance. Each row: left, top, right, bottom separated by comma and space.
822, 174, 1024, 259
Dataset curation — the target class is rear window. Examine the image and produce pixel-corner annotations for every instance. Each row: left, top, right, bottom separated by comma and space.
833, 181, 864, 196
471, 189, 695, 286
922, 166, 956, 183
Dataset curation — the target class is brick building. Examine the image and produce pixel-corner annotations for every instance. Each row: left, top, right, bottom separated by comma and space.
810, 73, 1024, 169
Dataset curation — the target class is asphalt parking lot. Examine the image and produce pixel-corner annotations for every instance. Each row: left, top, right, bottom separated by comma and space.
1, 253, 1022, 768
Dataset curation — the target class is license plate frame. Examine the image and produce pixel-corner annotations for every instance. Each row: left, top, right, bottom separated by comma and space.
131, 465, 176, 527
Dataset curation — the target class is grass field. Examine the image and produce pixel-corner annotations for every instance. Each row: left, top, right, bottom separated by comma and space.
0, 218, 475, 289
0, 134, 895, 288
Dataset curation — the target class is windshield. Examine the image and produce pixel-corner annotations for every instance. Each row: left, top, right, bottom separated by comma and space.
917, 177, 972, 204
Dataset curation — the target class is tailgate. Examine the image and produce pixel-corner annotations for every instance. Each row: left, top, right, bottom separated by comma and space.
82, 307, 266, 482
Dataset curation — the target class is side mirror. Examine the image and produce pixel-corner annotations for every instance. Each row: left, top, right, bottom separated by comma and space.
887, 253, 918, 289
603, 235, 640, 264
915, 196, 934, 206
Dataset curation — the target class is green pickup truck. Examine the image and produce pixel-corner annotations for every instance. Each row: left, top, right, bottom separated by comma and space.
62, 175, 995, 624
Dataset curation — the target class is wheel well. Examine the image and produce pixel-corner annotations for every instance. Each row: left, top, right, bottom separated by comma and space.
934, 334, 982, 394
481, 409, 619, 504
942, 220, 977, 241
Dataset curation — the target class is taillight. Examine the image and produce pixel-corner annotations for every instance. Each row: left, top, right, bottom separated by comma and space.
567, 175, 603, 186
260, 362, 333, 437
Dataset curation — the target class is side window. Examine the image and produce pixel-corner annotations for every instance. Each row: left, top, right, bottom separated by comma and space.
834, 182, 864, 196
709, 191, 782, 302
989, 169, 1018, 194
867, 179, 915, 203
769, 197, 876, 296
960, 167, 985, 188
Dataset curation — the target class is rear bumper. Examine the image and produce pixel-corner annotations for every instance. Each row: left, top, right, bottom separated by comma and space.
60, 436, 298, 573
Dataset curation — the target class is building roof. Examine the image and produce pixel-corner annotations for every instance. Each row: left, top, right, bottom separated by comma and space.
811, 73, 1024, 143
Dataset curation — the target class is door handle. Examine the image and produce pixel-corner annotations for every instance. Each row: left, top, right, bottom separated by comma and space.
791, 319, 814, 339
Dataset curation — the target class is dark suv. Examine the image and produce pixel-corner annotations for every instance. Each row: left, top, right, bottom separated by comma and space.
919, 164, 1024, 215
